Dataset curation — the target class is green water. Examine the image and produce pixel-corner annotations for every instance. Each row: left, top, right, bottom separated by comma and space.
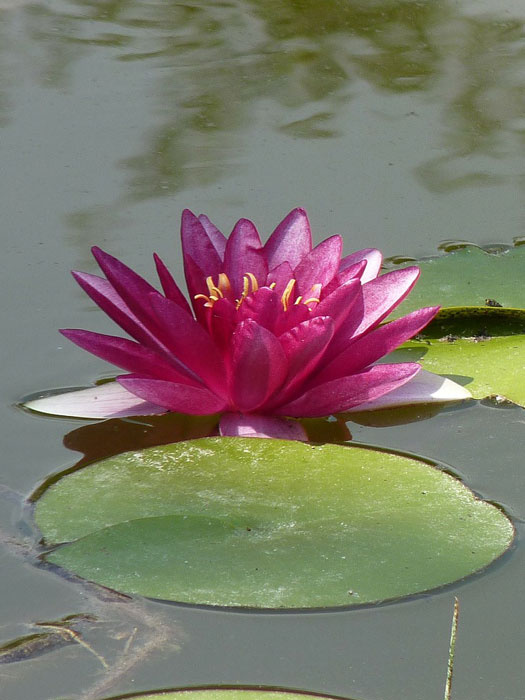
1, 1, 524, 699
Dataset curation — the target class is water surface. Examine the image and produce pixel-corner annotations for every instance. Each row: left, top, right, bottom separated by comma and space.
1, 1, 525, 698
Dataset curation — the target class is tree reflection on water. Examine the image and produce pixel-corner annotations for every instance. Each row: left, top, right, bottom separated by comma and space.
1, 0, 525, 198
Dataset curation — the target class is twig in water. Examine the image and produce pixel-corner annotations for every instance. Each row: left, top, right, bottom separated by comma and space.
444, 597, 459, 700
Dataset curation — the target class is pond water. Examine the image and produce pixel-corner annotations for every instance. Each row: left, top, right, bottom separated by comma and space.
1, 1, 524, 699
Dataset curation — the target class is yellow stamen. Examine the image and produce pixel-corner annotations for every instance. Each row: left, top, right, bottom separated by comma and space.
206, 276, 223, 299
281, 279, 296, 311
217, 273, 231, 294
194, 293, 212, 304
303, 285, 322, 307
195, 271, 285, 310
246, 272, 259, 292
294, 295, 303, 305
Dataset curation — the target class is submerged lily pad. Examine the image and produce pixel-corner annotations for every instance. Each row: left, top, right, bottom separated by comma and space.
35, 438, 513, 609
387, 244, 525, 317
102, 689, 355, 700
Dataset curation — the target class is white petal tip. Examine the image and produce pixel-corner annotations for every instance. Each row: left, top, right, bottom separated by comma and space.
346, 370, 472, 413
22, 383, 166, 419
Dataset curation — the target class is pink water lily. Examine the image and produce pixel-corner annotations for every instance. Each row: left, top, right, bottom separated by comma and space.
26, 208, 470, 440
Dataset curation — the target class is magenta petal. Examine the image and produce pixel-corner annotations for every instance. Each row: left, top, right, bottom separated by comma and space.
149, 294, 227, 396
230, 320, 288, 411
345, 369, 472, 412
237, 287, 282, 332
314, 306, 440, 384
24, 382, 166, 419
264, 208, 313, 270
312, 279, 361, 332
118, 375, 227, 415
294, 235, 343, 295
330, 267, 420, 356
181, 209, 223, 277
273, 303, 310, 336
198, 214, 227, 258
276, 363, 421, 417
91, 248, 165, 330
272, 316, 335, 403
153, 253, 192, 314
60, 329, 199, 384
339, 248, 383, 283
356, 267, 420, 335
219, 413, 308, 441
223, 218, 267, 297
91, 246, 159, 313
322, 260, 367, 297
184, 254, 210, 323
266, 261, 294, 297
208, 297, 237, 350
71, 271, 163, 350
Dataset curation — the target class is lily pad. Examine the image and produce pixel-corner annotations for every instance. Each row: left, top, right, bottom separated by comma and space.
101, 689, 355, 700
35, 438, 513, 609
389, 332, 525, 406
387, 244, 525, 317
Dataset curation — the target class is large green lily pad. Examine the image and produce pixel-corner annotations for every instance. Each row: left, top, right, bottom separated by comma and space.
35, 438, 513, 609
387, 244, 525, 317
102, 689, 355, 700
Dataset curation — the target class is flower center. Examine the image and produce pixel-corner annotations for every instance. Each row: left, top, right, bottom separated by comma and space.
194, 273, 321, 311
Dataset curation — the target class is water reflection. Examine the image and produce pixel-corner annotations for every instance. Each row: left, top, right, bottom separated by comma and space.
56, 412, 351, 472
2, 0, 524, 202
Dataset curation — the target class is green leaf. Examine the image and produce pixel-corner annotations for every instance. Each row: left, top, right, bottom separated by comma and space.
36, 439, 513, 609
389, 333, 525, 406
387, 244, 525, 317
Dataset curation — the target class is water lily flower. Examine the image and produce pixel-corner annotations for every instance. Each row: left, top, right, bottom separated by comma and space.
26, 208, 470, 440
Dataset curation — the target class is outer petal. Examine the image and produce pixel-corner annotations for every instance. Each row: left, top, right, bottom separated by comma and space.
329, 267, 420, 357
354, 267, 420, 337
149, 294, 227, 396
230, 319, 288, 411
60, 329, 200, 385
24, 382, 166, 419
344, 369, 472, 412
276, 363, 421, 417
91, 247, 165, 334
198, 214, 227, 258
263, 208, 312, 270
181, 209, 223, 277
71, 271, 162, 350
153, 253, 192, 314
219, 413, 308, 440
118, 375, 227, 415
184, 253, 210, 323
223, 218, 267, 296
322, 260, 367, 297
339, 248, 383, 283
312, 279, 361, 332
294, 235, 343, 295
313, 306, 440, 384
